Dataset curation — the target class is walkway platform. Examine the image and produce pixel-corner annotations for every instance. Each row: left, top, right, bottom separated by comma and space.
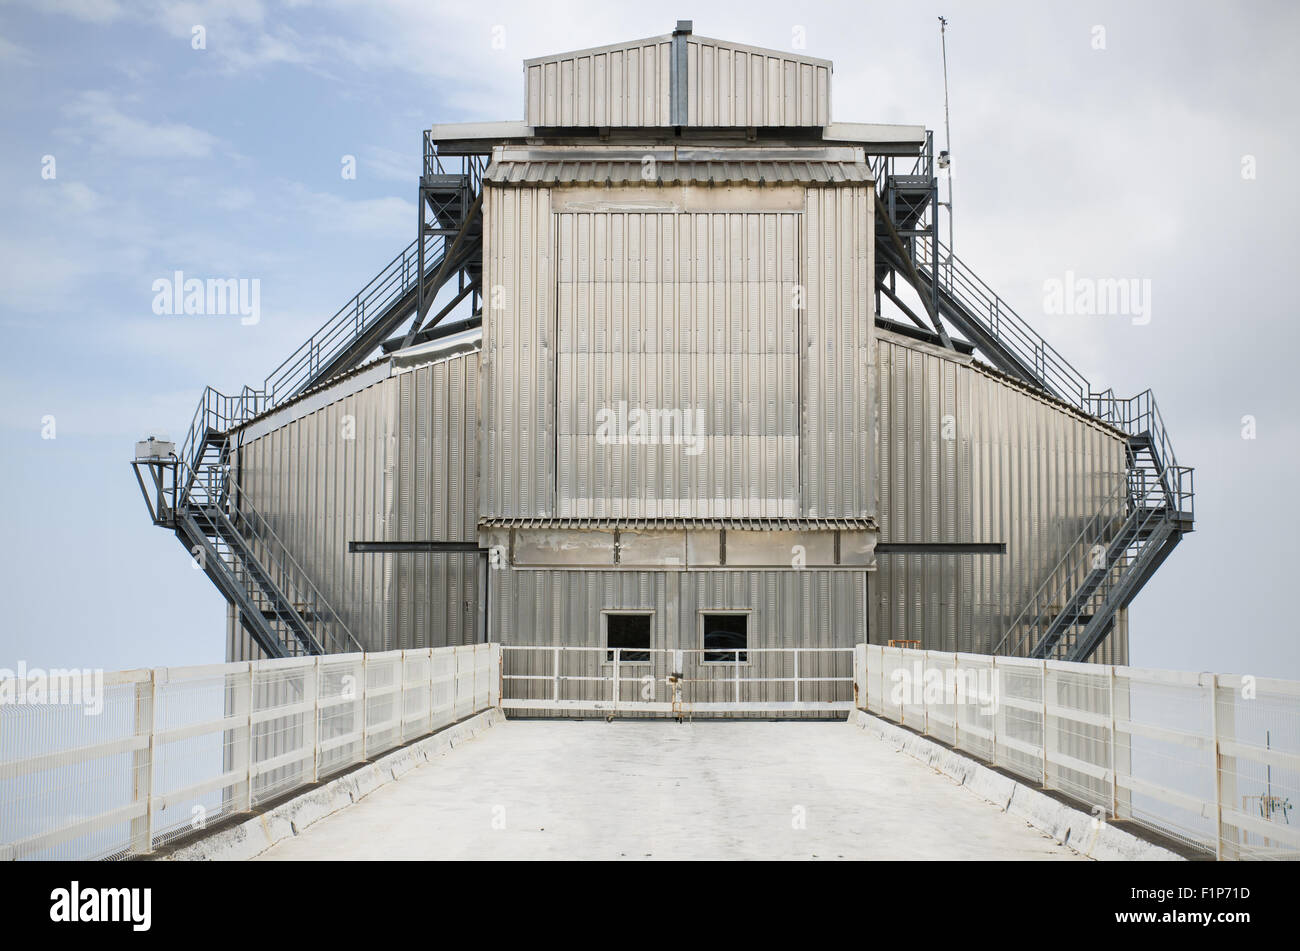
256, 719, 1083, 860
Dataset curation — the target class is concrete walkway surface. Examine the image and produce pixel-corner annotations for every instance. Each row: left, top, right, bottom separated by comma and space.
256, 719, 1083, 860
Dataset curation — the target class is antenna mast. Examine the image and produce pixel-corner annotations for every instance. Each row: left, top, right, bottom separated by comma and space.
938, 16, 954, 278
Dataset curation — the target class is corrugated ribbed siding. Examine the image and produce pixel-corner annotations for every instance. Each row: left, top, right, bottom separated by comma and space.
233, 349, 480, 658
485, 159, 872, 186
802, 186, 874, 518
873, 334, 1128, 659
686, 38, 830, 127
522, 34, 831, 129
481, 186, 554, 518
554, 210, 800, 517
525, 39, 672, 127
482, 182, 875, 522
493, 567, 864, 715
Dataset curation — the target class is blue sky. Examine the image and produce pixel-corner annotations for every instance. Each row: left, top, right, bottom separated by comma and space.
1, 0, 1297, 678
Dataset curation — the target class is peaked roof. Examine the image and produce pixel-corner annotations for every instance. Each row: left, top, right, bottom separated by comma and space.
523, 27, 832, 129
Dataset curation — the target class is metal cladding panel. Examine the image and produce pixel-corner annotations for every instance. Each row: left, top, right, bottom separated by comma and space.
801, 186, 875, 518
232, 349, 480, 659
555, 209, 800, 518
686, 38, 831, 127
390, 358, 481, 650
872, 333, 1128, 659
486, 159, 873, 186
235, 376, 395, 657
525, 37, 673, 128
481, 185, 554, 518
491, 567, 864, 714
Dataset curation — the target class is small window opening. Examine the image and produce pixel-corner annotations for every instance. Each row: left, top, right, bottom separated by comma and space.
702, 613, 748, 663
605, 613, 652, 662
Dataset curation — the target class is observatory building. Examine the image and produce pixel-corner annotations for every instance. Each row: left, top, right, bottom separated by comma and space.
134, 23, 1193, 691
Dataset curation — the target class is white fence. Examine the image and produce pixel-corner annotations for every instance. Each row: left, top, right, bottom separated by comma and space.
502, 646, 855, 715
855, 644, 1300, 860
0, 644, 500, 861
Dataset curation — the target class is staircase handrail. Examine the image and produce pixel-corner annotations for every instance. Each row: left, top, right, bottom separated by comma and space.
221, 480, 362, 654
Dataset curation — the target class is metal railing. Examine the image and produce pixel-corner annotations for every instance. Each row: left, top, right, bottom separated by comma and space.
0, 644, 500, 861
501, 646, 855, 714
170, 147, 488, 505
913, 234, 1093, 408
262, 232, 430, 405
855, 644, 1300, 860
1089, 388, 1184, 474
994, 475, 1131, 658
221, 482, 364, 656
996, 466, 1190, 660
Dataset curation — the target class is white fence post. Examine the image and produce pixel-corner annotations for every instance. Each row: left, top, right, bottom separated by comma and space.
307, 657, 320, 784
129, 668, 158, 854
1208, 672, 1223, 861
1040, 660, 1050, 789
613, 648, 621, 713
475, 643, 484, 709
922, 651, 931, 736
1108, 664, 1119, 821
426, 647, 436, 734
359, 653, 369, 761
990, 657, 999, 768
223, 662, 253, 815
552, 646, 560, 704
952, 653, 961, 751
492, 643, 503, 708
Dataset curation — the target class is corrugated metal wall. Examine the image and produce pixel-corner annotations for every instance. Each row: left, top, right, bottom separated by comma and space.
685, 37, 830, 128
232, 349, 481, 659
523, 35, 831, 129
481, 185, 555, 518
525, 39, 672, 128
802, 186, 874, 518
483, 181, 876, 523
555, 210, 800, 517
228, 327, 1131, 664
872, 332, 1129, 662
493, 567, 864, 713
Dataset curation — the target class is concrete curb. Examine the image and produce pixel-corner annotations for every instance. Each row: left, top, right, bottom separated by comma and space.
162, 707, 505, 861
846, 709, 1184, 861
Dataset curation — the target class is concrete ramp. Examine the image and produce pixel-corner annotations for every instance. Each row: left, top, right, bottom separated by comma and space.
254, 718, 1086, 860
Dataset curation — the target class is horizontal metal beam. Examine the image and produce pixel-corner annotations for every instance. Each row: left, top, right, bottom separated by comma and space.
349, 541, 485, 554
875, 543, 1006, 555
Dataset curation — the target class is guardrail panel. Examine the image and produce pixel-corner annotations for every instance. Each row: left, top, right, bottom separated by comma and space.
857, 647, 1299, 860
0, 645, 501, 861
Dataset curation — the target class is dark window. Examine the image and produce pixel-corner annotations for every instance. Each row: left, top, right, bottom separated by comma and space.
702, 613, 748, 663
605, 613, 652, 662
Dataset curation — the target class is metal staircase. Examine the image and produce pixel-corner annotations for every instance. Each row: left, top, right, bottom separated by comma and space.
872, 136, 1194, 661
990, 396, 1194, 661
133, 143, 486, 657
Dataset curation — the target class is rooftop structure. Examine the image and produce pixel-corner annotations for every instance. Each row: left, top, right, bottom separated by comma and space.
132, 22, 1193, 681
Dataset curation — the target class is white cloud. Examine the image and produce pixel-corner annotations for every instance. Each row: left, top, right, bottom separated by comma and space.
22, 0, 125, 23
363, 145, 418, 184
286, 183, 415, 238
0, 32, 34, 64
61, 90, 222, 159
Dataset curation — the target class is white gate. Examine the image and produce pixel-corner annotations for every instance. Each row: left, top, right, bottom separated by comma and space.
501, 646, 855, 715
